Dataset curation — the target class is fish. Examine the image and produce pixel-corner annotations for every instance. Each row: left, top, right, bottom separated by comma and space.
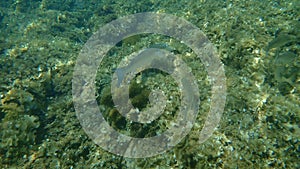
114, 48, 175, 87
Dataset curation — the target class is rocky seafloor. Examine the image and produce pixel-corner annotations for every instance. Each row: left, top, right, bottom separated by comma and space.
0, 0, 299, 168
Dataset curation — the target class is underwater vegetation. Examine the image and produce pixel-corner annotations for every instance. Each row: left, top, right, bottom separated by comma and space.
0, 0, 299, 168
0, 79, 47, 164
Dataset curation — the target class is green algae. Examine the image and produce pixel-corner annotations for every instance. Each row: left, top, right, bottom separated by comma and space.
0, 0, 299, 168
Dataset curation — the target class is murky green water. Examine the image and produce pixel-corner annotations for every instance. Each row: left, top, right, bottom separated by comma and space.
0, 0, 299, 168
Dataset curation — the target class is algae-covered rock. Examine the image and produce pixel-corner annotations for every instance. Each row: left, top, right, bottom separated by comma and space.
0, 88, 42, 164
0, 110, 40, 164
0, 0, 299, 168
